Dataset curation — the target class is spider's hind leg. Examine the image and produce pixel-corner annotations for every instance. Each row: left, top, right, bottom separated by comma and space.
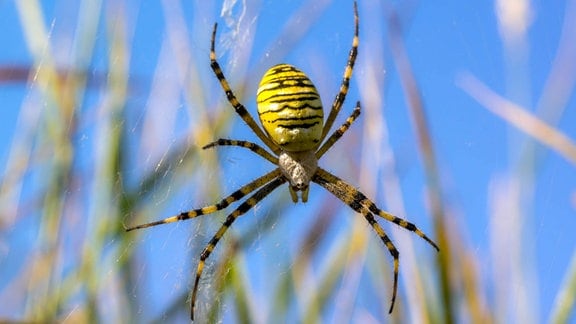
312, 167, 439, 313
313, 168, 439, 252
363, 211, 400, 313
190, 176, 286, 320
209, 24, 280, 154
125, 169, 282, 231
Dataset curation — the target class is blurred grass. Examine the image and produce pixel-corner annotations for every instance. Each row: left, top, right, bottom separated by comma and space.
0, 0, 574, 323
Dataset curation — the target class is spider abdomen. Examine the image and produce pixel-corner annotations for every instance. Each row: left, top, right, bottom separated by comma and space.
257, 64, 324, 152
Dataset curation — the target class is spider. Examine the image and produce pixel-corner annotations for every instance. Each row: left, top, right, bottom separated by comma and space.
127, 2, 439, 320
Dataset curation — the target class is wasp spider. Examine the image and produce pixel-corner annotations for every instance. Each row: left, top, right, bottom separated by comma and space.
127, 2, 439, 320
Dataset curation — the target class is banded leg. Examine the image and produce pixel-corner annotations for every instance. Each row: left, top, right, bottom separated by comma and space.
312, 167, 439, 313
320, 1, 359, 142
315, 101, 361, 158
203, 138, 279, 165
313, 168, 439, 251
125, 169, 282, 231
190, 176, 287, 320
210, 24, 281, 155
363, 211, 400, 313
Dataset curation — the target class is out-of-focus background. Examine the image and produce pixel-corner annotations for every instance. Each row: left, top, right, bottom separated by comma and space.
1, 0, 575, 323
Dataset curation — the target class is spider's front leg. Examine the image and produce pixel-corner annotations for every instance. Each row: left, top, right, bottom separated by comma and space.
320, 1, 359, 142
209, 23, 281, 155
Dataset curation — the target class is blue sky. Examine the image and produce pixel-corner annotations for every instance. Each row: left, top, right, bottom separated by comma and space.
1, 0, 575, 322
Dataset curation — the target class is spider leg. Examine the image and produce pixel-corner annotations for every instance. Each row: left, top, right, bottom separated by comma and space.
363, 211, 400, 313
210, 24, 281, 155
316, 101, 361, 159
319, 1, 359, 142
312, 167, 439, 313
313, 168, 439, 251
203, 138, 279, 165
125, 169, 282, 231
190, 176, 287, 320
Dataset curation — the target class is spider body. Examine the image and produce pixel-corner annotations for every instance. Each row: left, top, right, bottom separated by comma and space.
257, 64, 324, 152
127, 2, 438, 321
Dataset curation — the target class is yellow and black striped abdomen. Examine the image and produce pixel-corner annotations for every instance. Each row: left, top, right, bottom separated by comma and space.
257, 64, 324, 152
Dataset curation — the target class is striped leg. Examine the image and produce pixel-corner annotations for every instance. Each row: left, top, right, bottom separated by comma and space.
315, 101, 361, 158
190, 176, 287, 320
313, 168, 439, 251
363, 212, 400, 313
203, 138, 279, 165
320, 1, 359, 142
125, 169, 282, 231
312, 167, 439, 313
210, 24, 281, 155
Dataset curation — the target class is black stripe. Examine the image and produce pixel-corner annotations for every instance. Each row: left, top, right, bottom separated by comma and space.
269, 65, 301, 73
177, 211, 195, 220
271, 114, 322, 122
277, 122, 320, 130
260, 93, 320, 104
259, 103, 323, 115
214, 188, 243, 210
392, 218, 417, 231
353, 191, 367, 207
364, 212, 377, 225
268, 78, 313, 87
349, 200, 362, 211
223, 214, 236, 227
259, 83, 317, 95
267, 73, 310, 80
262, 75, 314, 85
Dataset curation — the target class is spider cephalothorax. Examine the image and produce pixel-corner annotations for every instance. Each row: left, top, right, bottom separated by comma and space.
278, 150, 317, 202
127, 2, 439, 321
